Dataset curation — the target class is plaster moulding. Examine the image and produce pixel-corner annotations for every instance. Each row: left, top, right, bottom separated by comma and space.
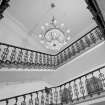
4, 11, 28, 34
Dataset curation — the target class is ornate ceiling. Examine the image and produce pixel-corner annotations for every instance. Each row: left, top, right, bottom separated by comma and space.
4, 0, 97, 54
0, 0, 104, 86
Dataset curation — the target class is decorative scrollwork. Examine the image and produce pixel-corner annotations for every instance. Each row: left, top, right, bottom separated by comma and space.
14, 97, 18, 105
0, 26, 104, 70
75, 42, 81, 53
79, 79, 85, 98
54, 88, 58, 104
89, 33, 97, 44
71, 45, 76, 56
45, 94, 49, 105
41, 91, 45, 105
99, 71, 105, 87
68, 84, 73, 101
29, 52, 34, 64
50, 89, 53, 104
1, 46, 9, 61
84, 36, 91, 47
21, 96, 26, 105
85, 76, 103, 95
61, 87, 71, 104
79, 39, 85, 50
29, 99, 33, 105
23, 50, 28, 64
35, 94, 39, 105
73, 81, 79, 99
10, 48, 16, 62
17, 49, 23, 63
34, 52, 38, 65
21, 101, 26, 105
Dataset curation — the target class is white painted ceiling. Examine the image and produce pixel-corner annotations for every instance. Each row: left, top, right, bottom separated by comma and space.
6, 0, 96, 54
0, 0, 104, 87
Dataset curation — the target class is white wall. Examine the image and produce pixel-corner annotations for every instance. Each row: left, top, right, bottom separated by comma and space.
0, 81, 51, 100
43, 41, 105, 85
0, 12, 48, 53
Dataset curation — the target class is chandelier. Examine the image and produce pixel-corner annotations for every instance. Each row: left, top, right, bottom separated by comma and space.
38, 16, 71, 51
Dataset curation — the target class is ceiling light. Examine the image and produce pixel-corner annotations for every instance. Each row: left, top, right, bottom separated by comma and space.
67, 37, 71, 40
54, 19, 57, 24
41, 26, 45, 30
61, 23, 64, 27
39, 34, 42, 38
39, 16, 71, 51
45, 23, 49, 26
67, 29, 70, 33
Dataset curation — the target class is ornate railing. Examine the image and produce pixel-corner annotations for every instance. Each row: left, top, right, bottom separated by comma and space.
85, 0, 105, 37
0, 26, 104, 70
0, 65, 105, 105
56, 26, 104, 67
0, 43, 56, 69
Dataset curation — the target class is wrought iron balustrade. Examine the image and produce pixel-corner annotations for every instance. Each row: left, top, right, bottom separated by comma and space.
56, 26, 104, 66
0, 43, 55, 70
0, 26, 104, 70
0, 65, 105, 105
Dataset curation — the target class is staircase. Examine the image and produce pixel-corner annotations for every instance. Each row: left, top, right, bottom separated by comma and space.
0, 65, 105, 105
0, 26, 104, 70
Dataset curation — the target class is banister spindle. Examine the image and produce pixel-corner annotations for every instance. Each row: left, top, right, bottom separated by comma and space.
89, 32, 97, 44
10, 48, 16, 63
95, 28, 103, 40
98, 69, 105, 88
1, 46, 9, 61
68, 82, 73, 102
23, 50, 28, 64
54, 88, 58, 105
91, 72, 101, 94
73, 80, 79, 100
34, 52, 38, 66
79, 78, 85, 99
35, 92, 39, 105
14, 97, 18, 105
17, 49, 23, 64
75, 42, 81, 53
71, 45, 75, 56
41, 90, 44, 105
84, 35, 91, 47
85, 75, 90, 95
39, 53, 42, 66
6, 100, 8, 105
50, 89, 53, 105
59, 86, 62, 104
29, 52, 34, 65
29, 94, 33, 105
21, 95, 26, 105
45, 90, 49, 105
79, 39, 85, 50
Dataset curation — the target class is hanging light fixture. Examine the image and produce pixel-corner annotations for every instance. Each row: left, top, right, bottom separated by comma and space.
38, 16, 71, 51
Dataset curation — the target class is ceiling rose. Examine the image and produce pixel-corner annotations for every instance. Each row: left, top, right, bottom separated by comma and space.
38, 16, 71, 51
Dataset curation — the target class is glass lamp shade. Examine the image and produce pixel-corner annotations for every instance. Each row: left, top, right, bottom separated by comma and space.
45, 29, 64, 41
38, 17, 71, 51
40, 28, 70, 51
46, 40, 63, 51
